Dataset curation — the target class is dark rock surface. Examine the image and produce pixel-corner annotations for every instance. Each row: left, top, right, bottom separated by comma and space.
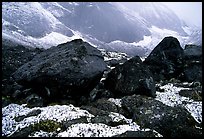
104, 56, 156, 98
144, 36, 184, 82
113, 130, 158, 137
15, 109, 42, 122
183, 44, 202, 60
80, 105, 109, 116
11, 39, 107, 105
9, 125, 33, 137
91, 115, 127, 127
2, 38, 44, 80
105, 58, 128, 67
61, 117, 88, 129
88, 98, 119, 113
179, 89, 202, 101
89, 83, 114, 102
120, 94, 202, 137
2, 37, 202, 137
181, 44, 202, 82
2, 39, 44, 107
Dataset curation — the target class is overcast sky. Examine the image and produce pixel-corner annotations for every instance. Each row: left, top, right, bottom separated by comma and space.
161, 2, 202, 28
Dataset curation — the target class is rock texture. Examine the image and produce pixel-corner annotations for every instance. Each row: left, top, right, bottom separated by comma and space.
2, 37, 202, 137
121, 94, 202, 137
181, 44, 202, 82
104, 56, 156, 98
144, 36, 184, 82
11, 39, 107, 105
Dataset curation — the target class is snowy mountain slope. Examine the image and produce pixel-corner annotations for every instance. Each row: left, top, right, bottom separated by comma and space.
2, 2, 73, 38
43, 2, 151, 43
2, 2, 202, 56
115, 2, 187, 35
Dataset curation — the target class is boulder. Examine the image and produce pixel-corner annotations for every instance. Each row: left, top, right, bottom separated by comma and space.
11, 39, 107, 104
2, 38, 43, 80
80, 105, 109, 116
104, 56, 156, 98
105, 59, 127, 67
89, 82, 114, 102
91, 115, 127, 127
121, 94, 202, 137
61, 117, 88, 129
15, 109, 42, 122
181, 44, 202, 82
183, 44, 202, 60
113, 130, 159, 137
179, 89, 202, 101
144, 36, 184, 82
88, 98, 119, 113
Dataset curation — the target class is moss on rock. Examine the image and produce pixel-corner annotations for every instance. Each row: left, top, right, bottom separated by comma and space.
31, 120, 63, 132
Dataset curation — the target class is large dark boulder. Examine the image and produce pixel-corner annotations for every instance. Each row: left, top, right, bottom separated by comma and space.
2, 38, 43, 80
2, 39, 43, 105
11, 39, 107, 105
144, 36, 184, 82
104, 56, 156, 98
183, 44, 202, 60
181, 44, 202, 82
121, 94, 202, 137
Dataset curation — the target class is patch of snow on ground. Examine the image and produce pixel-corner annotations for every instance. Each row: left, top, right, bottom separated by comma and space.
185, 102, 202, 124
108, 98, 122, 107
155, 83, 202, 124
57, 123, 139, 137
2, 103, 163, 137
29, 130, 53, 137
2, 104, 94, 136
57, 121, 162, 137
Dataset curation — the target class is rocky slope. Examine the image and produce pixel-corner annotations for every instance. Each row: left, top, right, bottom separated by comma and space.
2, 37, 202, 137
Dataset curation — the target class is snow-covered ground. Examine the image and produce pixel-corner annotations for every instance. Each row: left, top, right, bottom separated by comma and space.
2, 104, 94, 136
2, 82, 202, 137
2, 104, 162, 137
155, 83, 202, 124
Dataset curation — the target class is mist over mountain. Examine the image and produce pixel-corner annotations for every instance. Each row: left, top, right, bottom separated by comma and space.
2, 2, 202, 56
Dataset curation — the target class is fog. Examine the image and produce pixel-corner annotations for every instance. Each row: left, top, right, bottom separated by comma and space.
161, 2, 202, 28
119, 2, 202, 28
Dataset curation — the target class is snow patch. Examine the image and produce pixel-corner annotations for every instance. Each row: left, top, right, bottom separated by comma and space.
2, 104, 94, 136
155, 83, 202, 124
108, 98, 122, 107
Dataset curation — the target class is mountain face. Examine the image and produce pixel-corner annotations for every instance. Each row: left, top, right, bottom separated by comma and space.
2, 2, 202, 56
44, 2, 151, 43
117, 2, 187, 35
